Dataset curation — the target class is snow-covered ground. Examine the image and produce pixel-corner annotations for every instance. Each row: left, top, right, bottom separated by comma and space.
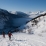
0, 9, 46, 46
0, 33, 46, 46
0, 15, 46, 46
18, 15, 46, 35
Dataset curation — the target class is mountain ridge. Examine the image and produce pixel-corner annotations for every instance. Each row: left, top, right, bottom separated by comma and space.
0, 8, 31, 33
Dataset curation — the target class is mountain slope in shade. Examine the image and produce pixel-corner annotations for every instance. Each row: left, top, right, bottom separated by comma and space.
0, 9, 31, 33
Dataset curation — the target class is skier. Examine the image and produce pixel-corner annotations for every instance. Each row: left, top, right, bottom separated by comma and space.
2, 31, 5, 38
8, 32, 12, 40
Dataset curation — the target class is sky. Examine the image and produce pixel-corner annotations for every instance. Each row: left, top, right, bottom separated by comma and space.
0, 0, 46, 12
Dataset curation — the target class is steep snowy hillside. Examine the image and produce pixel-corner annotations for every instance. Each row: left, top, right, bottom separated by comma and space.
0, 8, 46, 34
0, 9, 46, 46
18, 14, 46, 35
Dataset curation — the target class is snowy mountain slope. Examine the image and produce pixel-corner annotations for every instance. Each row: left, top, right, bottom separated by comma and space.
18, 14, 46, 35
0, 9, 46, 46
9, 11, 30, 18
0, 33, 46, 46
0, 8, 46, 33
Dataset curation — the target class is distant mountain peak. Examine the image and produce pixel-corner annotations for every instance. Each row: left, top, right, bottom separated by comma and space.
28, 11, 46, 15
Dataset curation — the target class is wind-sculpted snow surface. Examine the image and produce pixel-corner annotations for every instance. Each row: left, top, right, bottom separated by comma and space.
0, 33, 46, 46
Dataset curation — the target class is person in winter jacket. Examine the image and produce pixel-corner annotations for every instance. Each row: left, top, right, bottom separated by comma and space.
2, 31, 5, 38
8, 32, 12, 40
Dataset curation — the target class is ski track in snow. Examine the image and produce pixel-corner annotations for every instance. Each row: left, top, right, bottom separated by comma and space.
0, 33, 46, 46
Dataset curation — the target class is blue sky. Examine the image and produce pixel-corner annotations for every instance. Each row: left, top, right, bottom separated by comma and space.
0, 0, 46, 12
